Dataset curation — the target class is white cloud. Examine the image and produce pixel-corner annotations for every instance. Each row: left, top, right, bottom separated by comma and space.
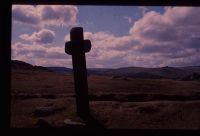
13, 7, 200, 68
12, 5, 40, 26
64, 31, 140, 68
12, 5, 78, 27
20, 29, 55, 44
38, 5, 78, 27
128, 7, 200, 67
12, 42, 72, 67
86, 7, 200, 67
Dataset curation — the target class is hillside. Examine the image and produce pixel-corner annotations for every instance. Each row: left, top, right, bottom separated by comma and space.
11, 62, 200, 128
11, 60, 200, 81
49, 66, 200, 80
12, 60, 52, 72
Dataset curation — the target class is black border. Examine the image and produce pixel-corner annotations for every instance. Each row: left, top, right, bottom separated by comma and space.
0, 0, 11, 129
10, 0, 200, 6
1, 0, 200, 135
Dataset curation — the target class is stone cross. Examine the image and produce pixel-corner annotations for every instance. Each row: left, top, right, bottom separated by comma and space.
65, 27, 91, 119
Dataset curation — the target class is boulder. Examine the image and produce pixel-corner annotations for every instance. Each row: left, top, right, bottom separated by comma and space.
34, 106, 54, 117
63, 119, 86, 128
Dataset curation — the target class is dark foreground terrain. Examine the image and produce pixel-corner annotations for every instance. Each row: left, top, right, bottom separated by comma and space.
11, 69, 200, 129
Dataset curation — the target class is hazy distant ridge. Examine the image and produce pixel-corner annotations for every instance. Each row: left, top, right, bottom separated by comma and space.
11, 60, 200, 80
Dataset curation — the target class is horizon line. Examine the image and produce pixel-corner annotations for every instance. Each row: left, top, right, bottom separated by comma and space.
11, 59, 200, 69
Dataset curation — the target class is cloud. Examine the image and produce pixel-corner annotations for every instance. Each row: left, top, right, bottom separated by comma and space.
130, 7, 200, 45
12, 5, 78, 27
12, 42, 72, 67
13, 6, 200, 68
64, 31, 140, 68
12, 42, 67, 59
38, 5, 78, 27
20, 29, 55, 44
65, 31, 138, 51
12, 5, 40, 25
85, 7, 200, 67
128, 7, 200, 62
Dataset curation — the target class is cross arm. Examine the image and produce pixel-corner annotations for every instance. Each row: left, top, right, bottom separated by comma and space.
65, 40, 92, 55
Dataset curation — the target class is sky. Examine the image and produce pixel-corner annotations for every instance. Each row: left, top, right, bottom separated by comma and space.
12, 5, 200, 68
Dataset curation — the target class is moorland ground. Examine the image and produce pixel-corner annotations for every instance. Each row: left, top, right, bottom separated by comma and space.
11, 69, 200, 128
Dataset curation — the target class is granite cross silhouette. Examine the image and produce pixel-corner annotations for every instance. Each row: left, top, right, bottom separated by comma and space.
65, 27, 91, 119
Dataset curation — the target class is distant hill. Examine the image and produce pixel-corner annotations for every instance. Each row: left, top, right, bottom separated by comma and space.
12, 60, 52, 72
91, 66, 187, 79
87, 68, 113, 75
47, 67, 73, 74
101, 66, 200, 80
179, 66, 200, 73
47, 66, 200, 80
46, 67, 112, 75
12, 60, 200, 80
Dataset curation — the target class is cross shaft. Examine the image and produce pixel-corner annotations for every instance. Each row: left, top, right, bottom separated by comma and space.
65, 27, 91, 119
